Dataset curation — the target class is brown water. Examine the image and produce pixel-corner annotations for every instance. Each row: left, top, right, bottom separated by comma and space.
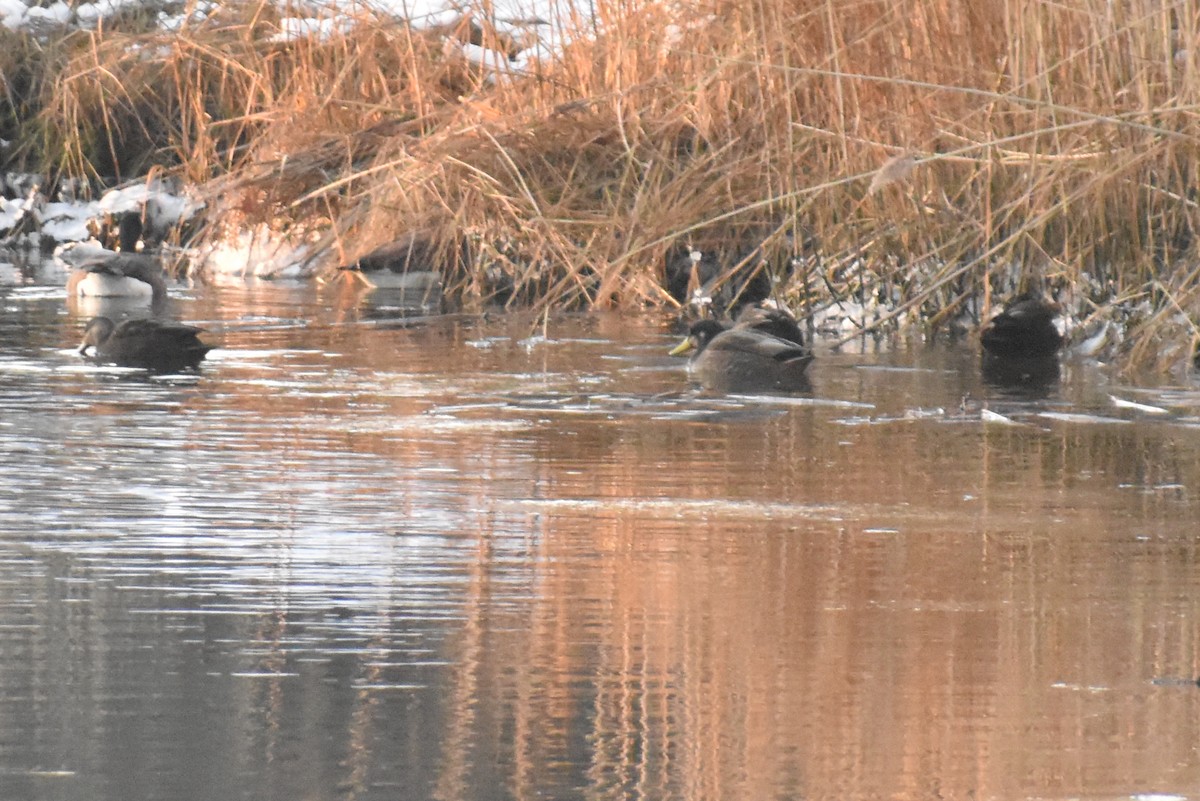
2, 272, 1200, 801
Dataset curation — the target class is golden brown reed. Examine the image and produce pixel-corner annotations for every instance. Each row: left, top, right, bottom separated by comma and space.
14, 0, 1200, 370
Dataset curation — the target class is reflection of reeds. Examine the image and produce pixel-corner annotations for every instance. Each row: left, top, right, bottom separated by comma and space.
426, 408, 1200, 799
39, 307, 1200, 795
13, 0, 1200, 368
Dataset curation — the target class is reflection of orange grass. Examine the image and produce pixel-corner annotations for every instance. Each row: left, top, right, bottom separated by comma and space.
428, 412, 1200, 798
48, 297, 1198, 794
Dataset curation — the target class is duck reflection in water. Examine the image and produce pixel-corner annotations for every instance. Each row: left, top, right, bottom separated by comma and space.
670, 304, 813, 393
980, 293, 1063, 393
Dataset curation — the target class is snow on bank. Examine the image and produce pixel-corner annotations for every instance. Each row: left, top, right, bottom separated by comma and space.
1, 0, 585, 86
0, 0, 69, 32
194, 224, 316, 279
0, 177, 201, 266
2, 0, 579, 57
1, 0, 593, 276
0, 176, 311, 279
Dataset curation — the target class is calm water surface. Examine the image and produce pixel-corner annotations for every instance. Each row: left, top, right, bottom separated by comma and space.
2, 267, 1200, 801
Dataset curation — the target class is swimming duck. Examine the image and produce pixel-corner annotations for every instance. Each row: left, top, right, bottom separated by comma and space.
79, 317, 213, 373
669, 318, 813, 392
65, 254, 166, 301
980, 293, 1063, 359
337, 232, 444, 291
61, 213, 166, 302
979, 293, 1063, 392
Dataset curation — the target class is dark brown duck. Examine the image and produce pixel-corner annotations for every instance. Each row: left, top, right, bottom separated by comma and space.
79, 317, 213, 373
980, 294, 1063, 359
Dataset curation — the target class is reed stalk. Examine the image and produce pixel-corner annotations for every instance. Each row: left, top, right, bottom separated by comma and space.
8, 0, 1200, 371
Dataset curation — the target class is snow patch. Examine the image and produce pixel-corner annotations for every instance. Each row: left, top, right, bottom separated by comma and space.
194, 224, 316, 278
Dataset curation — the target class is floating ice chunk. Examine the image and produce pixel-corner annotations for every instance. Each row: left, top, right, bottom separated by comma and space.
730, 395, 874, 409
1072, 320, 1112, 358
981, 408, 1017, 425
1039, 411, 1132, 425
1109, 395, 1169, 414
1050, 681, 1110, 693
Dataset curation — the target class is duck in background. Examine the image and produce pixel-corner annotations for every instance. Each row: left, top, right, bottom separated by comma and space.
669, 304, 813, 392
60, 212, 167, 305
980, 293, 1063, 389
663, 242, 783, 318
980, 293, 1063, 358
78, 316, 213, 373
337, 231, 447, 292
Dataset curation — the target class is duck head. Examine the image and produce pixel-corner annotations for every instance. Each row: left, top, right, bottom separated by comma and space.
669, 319, 726, 357
78, 316, 116, 356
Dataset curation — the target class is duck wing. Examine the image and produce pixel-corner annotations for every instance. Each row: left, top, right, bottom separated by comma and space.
104, 319, 212, 371
708, 328, 812, 366
113, 319, 203, 338
734, 306, 804, 346
78, 253, 160, 278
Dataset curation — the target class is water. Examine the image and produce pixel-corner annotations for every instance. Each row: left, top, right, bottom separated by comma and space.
2, 268, 1200, 801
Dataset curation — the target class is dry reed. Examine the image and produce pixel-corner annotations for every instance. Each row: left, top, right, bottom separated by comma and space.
12, 0, 1200, 372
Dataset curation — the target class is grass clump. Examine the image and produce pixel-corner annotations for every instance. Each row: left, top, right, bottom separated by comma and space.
17, 0, 1200, 372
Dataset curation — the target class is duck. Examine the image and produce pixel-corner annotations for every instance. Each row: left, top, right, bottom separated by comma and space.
979, 293, 1063, 391
337, 231, 445, 292
65, 253, 166, 301
669, 317, 813, 392
980, 293, 1063, 359
664, 246, 719, 306
61, 213, 167, 302
663, 245, 773, 316
79, 317, 213, 373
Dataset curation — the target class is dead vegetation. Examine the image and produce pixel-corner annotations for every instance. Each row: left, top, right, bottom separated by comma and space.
8, 0, 1200, 372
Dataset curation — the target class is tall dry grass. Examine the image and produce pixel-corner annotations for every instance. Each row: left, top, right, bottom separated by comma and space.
20, 0, 1200, 370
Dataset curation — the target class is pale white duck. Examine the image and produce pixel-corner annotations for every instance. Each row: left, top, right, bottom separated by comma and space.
58, 213, 167, 303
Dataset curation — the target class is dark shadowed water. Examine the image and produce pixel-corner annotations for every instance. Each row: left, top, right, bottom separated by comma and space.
3, 267, 1200, 801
